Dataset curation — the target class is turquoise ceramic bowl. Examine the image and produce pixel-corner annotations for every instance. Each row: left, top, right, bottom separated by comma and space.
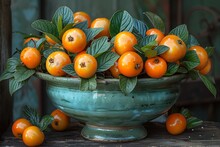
36, 72, 185, 142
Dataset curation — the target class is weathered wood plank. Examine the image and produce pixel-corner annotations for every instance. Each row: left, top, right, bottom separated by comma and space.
1, 121, 220, 146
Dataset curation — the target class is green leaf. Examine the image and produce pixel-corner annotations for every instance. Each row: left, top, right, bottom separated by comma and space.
80, 75, 97, 91
87, 37, 112, 57
44, 33, 61, 45
9, 78, 26, 96
188, 69, 199, 80
182, 50, 200, 71
59, 23, 74, 39
83, 28, 103, 42
139, 35, 157, 46
177, 66, 188, 74
205, 46, 214, 57
74, 21, 88, 29
52, 6, 73, 28
62, 64, 77, 76
23, 105, 40, 127
119, 75, 137, 94
198, 73, 217, 97
154, 45, 169, 55
169, 24, 189, 43
132, 27, 143, 43
165, 63, 179, 76
144, 49, 157, 58
110, 10, 134, 37
141, 41, 157, 52
187, 35, 200, 48
6, 58, 21, 72
143, 12, 165, 33
31, 19, 58, 37
13, 66, 35, 82
40, 115, 54, 132
0, 70, 13, 81
57, 15, 63, 35
97, 51, 120, 72
43, 48, 64, 59
180, 108, 192, 118
133, 18, 148, 37
36, 38, 46, 50
133, 44, 144, 54
187, 116, 203, 129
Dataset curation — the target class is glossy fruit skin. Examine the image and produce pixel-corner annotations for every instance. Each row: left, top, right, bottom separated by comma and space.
46, 51, 71, 76
118, 51, 143, 77
91, 18, 110, 38
23, 37, 39, 45
22, 126, 44, 147
166, 113, 186, 135
45, 35, 56, 45
146, 28, 164, 44
74, 53, 97, 78
159, 35, 186, 63
12, 118, 32, 138
62, 28, 87, 53
189, 45, 208, 70
200, 58, 211, 75
20, 47, 41, 69
73, 50, 87, 63
109, 61, 120, 78
51, 109, 70, 131
73, 11, 91, 27
114, 31, 137, 55
145, 56, 167, 78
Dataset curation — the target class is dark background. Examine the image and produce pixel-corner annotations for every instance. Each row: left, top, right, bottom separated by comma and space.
1, 0, 220, 134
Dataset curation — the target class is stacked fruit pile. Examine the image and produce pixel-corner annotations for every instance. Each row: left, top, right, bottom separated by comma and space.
0, 6, 216, 96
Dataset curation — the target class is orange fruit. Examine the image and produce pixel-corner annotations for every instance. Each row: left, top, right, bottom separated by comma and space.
73, 11, 91, 27
146, 28, 164, 44
199, 58, 212, 75
91, 18, 110, 38
166, 113, 186, 135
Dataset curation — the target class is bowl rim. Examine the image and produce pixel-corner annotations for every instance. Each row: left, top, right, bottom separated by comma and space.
35, 72, 186, 85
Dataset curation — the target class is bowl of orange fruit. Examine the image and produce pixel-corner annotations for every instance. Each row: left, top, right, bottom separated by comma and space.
0, 6, 216, 142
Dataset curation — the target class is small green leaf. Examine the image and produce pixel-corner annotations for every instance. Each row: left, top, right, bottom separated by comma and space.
52, 6, 73, 28
59, 23, 74, 39
144, 49, 157, 58
6, 58, 21, 72
188, 69, 199, 80
154, 45, 169, 55
141, 41, 157, 52
187, 35, 200, 48
36, 38, 46, 50
133, 44, 144, 54
97, 51, 119, 72
182, 50, 200, 71
9, 78, 26, 96
143, 12, 165, 33
165, 63, 179, 76
31, 19, 59, 37
132, 27, 143, 43
180, 108, 192, 118
119, 75, 137, 94
14, 66, 35, 82
43, 48, 64, 59
83, 28, 103, 42
23, 105, 40, 127
169, 24, 189, 44
198, 73, 217, 97
57, 15, 63, 35
187, 116, 203, 129
80, 75, 97, 91
205, 46, 214, 57
139, 35, 157, 46
74, 21, 88, 29
0, 70, 13, 81
133, 18, 148, 37
110, 10, 134, 37
177, 66, 188, 74
62, 63, 77, 76
40, 115, 54, 132
87, 37, 112, 57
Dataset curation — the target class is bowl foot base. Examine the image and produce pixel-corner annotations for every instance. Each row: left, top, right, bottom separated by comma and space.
81, 124, 147, 142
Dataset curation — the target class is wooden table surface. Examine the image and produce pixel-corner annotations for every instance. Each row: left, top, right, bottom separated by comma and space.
1, 121, 220, 146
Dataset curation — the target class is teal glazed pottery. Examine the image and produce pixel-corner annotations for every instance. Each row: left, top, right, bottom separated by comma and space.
36, 72, 185, 142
